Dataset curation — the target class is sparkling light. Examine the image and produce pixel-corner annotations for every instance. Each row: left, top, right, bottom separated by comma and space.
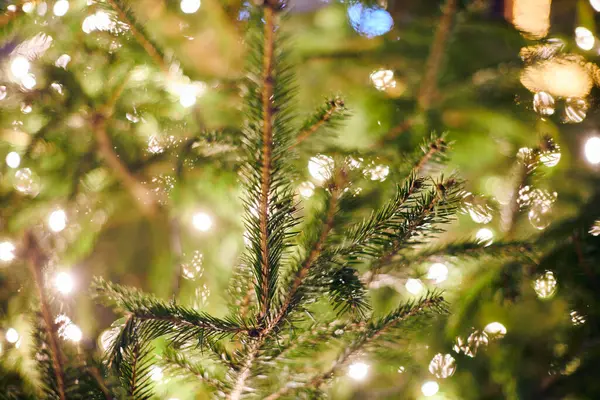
21, 74, 37, 90
484, 322, 507, 338
533, 91, 554, 116
539, 150, 561, 167
475, 228, 494, 246
426, 263, 448, 284
584, 137, 600, 165
180, 0, 200, 14
22, 2, 35, 12
533, 270, 557, 299
150, 366, 163, 382
192, 212, 213, 232
48, 209, 67, 232
575, 27, 595, 51
521, 59, 593, 98
63, 323, 82, 342
179, 85, 197, 107
10, 56, 30, 79
347, 3, 394, 38
308, 155, 334, 182
55, 54, 71, 69
370, 69, 396, 91
82, 11, 115, 34
570, 310, 586, 326
0, 241, 16, 263
365, 164, 390, 181
5, 152, 20, 169
5, 328, 19, 344
428, 353, 456, 379
421, 381, 439, 397
99, 327, 120, 351
53, 0, 69, 16
511, 0, 551, 39
405, 278, 424, 295
54, 271, 74, 295
347, 361, 369, 381
298, 181, 315, 198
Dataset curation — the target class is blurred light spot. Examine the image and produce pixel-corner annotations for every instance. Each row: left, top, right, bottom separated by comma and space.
192, 212, 213, 232
99, 327, 120, 351
484, 322, 507, 338
421, 381, 439, 397
21, 103, 32, 114
21, 74, 36, 90
370, 69, 395, 91
48, 209, 67, 232
55, 54, 71, 69
511, 0, 551, 39
592, 0, 600, 12
6, 152, 20, 169
5, 328, 19, 344
182, 251, 203, 280
10, 56, 30, 79
347, 361, 369, 381
82, 11, 117, 34
14, 168, 40, 196
427, 263, 448, 284
180, 0, 200, 14
298, 181, 315, 198
54, 271, 74, 294
475, 228, 493, 246
63, 323, 82, 342
575, 27, 595, 51
533, 270, 557, 299
308, 155, 334, 183
0, 241, 16, 263
521, 59, 593, 98
0, 86, 6, 100
533, 91, 554, 116
429, 353, 456, 378
347, 3, 393, 38
570, 310, 586, 325
584, 136, 600, 164
53, 0, 69, 16
397, 366, 405, 373
37, 2, 48, 15
564, 97, 588, 123
589, 220, 600, 236
539, 149, 561, 167
364, 164, 389, 181
405, 278, 423, 295
22, 2, 35, 12
150, 366, 163, 382
466, 330, 489, 357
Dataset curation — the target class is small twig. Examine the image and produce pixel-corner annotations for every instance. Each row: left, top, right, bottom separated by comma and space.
414, 136, 446, 174
292, 99, 343, 149
417, 0, 458, 111
22, 232, 67, 400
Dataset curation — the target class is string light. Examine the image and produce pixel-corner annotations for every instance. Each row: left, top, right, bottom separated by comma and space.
54, 271, 74, 295
0, 241, 16, 263
180, 0, 200, 14
347, 361, 369, 381
426, 263, 448, 284
575, 27, 595, 51
584, 136, 600, 165
5, 152, 21, 169
421, 381, 439, 397
5, 328, 19, 344
192, 212, 213, 232
405, 278, 424, 295
10, 56, 30, 79
53, 0, 69, 16
48, 209, 67, 232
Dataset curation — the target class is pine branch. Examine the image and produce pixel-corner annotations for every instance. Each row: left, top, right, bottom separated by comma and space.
265, 294, 447, 399
22, 232, 67, 400
417, 0, 458, 110
162, 347, 225, 391
228, 339, 261, 400
293, 97, 347, 148
414, 134, 449, 174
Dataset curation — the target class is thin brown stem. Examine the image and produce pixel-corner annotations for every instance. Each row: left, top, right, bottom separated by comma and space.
414, 136, 446, 175
417, 0, 458, 111
104, 0, 169, 73
22, 232, 67, 400
257, 3, 276, 323
293, 101, 340, 148
129, 342, 140, 397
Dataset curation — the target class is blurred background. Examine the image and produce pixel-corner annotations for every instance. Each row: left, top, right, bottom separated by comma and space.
2, 0, 600, 398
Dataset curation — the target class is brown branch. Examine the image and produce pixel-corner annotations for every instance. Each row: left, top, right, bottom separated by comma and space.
104, 0, 169, 73
257, 3, 276, 323
22, 232, 67, 400
292, 99, 342, 148
414, 136, 446, 174
417, 0, 458, 111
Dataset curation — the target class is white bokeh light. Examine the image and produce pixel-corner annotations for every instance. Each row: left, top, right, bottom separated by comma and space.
426, 263, 448, 284
54, 271, 74, 295
0, 241, 16, 263
347, 361, 369, 381
421, 381, 439, 397
592, 0, 600, 12
484, 322, 507, 338
53, 0, 69, 16
150, 365, 163, 382
575, 27, 595, 51
10, 56, 30, 79
5, 328, 19, 344
476, 228, 494, 246
405, 278, 424, 295
180, 0, 201, 14
5, 152, 21, 169
308, 155, 334, 183
48, 209, 67, 232
584, 136, 600, 165
21, 74, 37, 90
63, 323, 82, 342
192, 212, 213, 232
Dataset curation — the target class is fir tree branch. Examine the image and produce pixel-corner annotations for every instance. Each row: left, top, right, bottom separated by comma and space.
293, 97, 346, 148
417, 0, 458, 111
103, 0, 169, 73
414, 135, 448, 174
22, 232, 67, 400
228, 339, 261, 400
162, 347, 225, 391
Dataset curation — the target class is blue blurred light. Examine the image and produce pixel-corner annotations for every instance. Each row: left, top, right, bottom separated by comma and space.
347, 2, 394, 38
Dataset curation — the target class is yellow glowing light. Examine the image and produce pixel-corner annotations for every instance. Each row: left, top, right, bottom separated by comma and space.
575, 27, 595, 51
192, 212, 213, 232
584, 136, 600, 164
180, 0, 201, 14
521, 59, 593, 98
347, 361, 369, 381
48, 209, 67, 232
5, 152, 20, 169
54, 271, 74, 294
53, 0, 69, 16
405, 278, 424, 295
5, 328, 19, 344
10, 56, 30, 79
427, 263, 448, 284
421, 381, 439, 397
370, 69, 396, 91
533, 270, 557, 299
511, 0, 551, 39
0, 241, 16, 263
